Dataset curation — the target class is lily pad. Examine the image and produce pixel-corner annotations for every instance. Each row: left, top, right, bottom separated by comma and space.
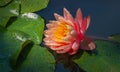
8, 13, 44, 44
0, 17, 10, 27
0, 30, 31, 56
0, 0, 49, 27
74, 40, 120, 72
0, 0, 19, 27
0, 0, 12, 7
16, 45, 55, 72
0, 25, 7, 34
20, 0, 49, 13
0, 30, 32, 72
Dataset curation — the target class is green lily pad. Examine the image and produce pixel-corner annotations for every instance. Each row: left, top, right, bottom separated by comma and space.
20, 0, 49, 13
0, 25, 7, 34
109, 34, 120, 43
0, 0, 49, 27
0, 30, 32, 72
0, 0, 19, 27
8, 13, 44, 44
0, 0, 19, 16
0, 0, 12, 7
74, 40, 120, 72
0, 17, 10, 27
16, 45, 55, 72
0, 30, 31, 56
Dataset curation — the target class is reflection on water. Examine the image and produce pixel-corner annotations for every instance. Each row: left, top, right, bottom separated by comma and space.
48, 49, 89, 72
53, 50, 85, 72
45, 45, 98, 72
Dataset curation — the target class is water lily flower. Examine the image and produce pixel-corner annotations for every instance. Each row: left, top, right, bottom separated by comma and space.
44, 8, 95, 55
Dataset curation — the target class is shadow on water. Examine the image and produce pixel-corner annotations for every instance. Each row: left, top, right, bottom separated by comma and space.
48, 49, 87, 72
52, 48, 99, 72
85, 49, 98, 56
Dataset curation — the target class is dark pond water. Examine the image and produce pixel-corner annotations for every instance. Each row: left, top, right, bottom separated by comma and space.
36, 0, 120, 72
36, 0, 120, 37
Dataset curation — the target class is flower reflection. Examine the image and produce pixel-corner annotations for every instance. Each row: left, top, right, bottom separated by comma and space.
44, 8, 95, 55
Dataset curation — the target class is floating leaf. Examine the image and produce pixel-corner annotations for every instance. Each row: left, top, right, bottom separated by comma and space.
0, 17, 10, 27
8, 13, 44, 44
0, 30, 32, 71
20, 0, 49, 13
0, 0, 19, 27
0, 25, 7, 34
109, 34, 120, 43
16, 45, 55, 72
74, 40, 120, 72
0, 0, 12, 7
0, 0, 49, 27
0, 30, 31, 56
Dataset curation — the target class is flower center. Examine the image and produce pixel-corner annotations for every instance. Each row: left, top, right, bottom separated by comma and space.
53, 22, 70, 41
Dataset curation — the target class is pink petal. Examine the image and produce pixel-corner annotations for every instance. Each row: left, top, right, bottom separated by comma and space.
72, 41, 80, 51
49, 20, 59, 24
46, 23, 57, 29
44, 40, 63, 47
68, 49, 77, 55
81, 17, 87, 33
80, 36, 96, 50
67, 41, 80, 55
63, 8, 74, 22
76, 8, 83, 28
63, 34, 74, 42
70, 30, 77, 38
86, 15, 91, 30
52, 44, 71, 51
44, 30, 53, 37
44, 37, 68, 47
64, 8, 80, 33
54, 13, 64, 21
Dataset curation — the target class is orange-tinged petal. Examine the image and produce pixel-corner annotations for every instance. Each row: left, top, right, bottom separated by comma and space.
44, 38, 61, 46
51, 44, 71, 51
63, 8, 74, 22
54, 13, 64, 21
46, 23, 58, 29
56, 44, 72, 53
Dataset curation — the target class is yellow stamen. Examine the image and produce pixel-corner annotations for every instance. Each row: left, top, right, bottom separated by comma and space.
53, 22, 70, 41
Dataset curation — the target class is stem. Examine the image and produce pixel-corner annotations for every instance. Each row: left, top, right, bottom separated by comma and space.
87, 35, 114, 42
